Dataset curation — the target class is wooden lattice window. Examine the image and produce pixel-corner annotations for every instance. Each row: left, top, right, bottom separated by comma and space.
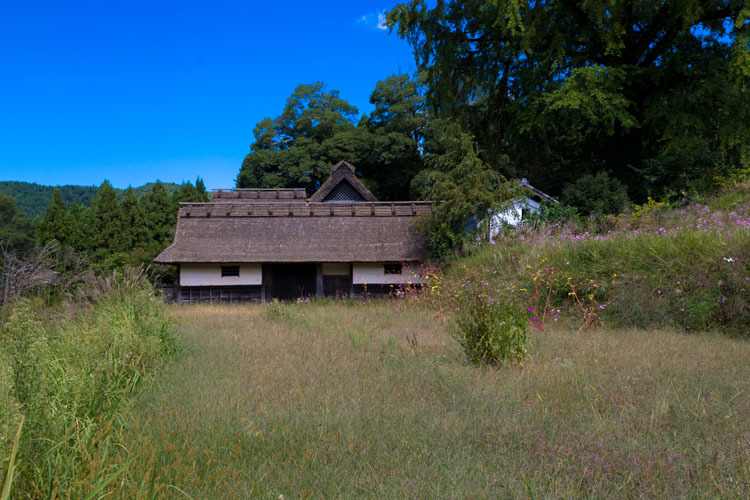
221, 266, 240, 277
384, 263, 402, 275
323, 180, 365, 202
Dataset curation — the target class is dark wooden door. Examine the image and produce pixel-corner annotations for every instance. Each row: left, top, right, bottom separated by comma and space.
271, 264, 316, 301
323, 275, 351, 297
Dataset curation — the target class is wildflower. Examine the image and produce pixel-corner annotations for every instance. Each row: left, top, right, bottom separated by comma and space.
599, 304, 606, 310
680, 308, 685, 312
657, 290, 662, 294
723, 257, 735, 263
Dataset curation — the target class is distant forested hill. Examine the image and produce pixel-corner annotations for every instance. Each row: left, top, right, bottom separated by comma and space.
0, 181, 180, 218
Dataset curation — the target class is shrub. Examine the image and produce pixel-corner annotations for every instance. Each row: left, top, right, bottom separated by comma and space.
562, 171, 630, 215
522, 200, 580, 227
452, 290, 527, 366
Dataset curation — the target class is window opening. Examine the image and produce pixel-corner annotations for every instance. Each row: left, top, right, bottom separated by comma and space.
221, 266, 240, 277
384, 263, 403, 275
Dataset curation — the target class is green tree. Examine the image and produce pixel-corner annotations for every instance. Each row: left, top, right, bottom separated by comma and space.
119, 187, 148, 250
173, 178, 210, 204
562, 171, 631, 216
388, 0, 750, 199
141, 181, 175, 251
360, 74, 427, 200
37, 188, 68, 246
414, 122, 521, 257
237, 83, 363, 192
237, 78, 431, 200
91, 180, 124, 257
0, 193, 34, 252
64, 202, 91, 252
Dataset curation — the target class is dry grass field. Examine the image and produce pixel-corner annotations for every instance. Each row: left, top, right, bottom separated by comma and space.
97, 301, 750, 499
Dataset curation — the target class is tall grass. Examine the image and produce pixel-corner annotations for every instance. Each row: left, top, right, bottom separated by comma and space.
85, 302, 750, 498
0, 269, 175, 498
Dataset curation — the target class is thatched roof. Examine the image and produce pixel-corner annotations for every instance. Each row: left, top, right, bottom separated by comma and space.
310, 161, 377, 202
154, 201, 433, 264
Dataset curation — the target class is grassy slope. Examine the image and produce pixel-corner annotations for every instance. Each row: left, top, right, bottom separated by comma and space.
454, 185, 749, 334
107, 303, 749, 499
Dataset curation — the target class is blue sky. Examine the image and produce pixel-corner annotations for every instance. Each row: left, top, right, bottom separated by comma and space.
0, 1, 416, 189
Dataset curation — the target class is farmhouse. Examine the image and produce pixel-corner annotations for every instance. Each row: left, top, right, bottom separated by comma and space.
154, 161, 433, 304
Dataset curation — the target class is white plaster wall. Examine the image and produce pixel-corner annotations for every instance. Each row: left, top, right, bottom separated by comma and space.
180, 263, 262, 286
322, 263, 349, 275
490, 197, 543, 236
352, 263, 426, 285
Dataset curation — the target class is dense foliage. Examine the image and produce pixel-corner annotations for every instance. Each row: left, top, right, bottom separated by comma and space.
0, 193, 34, 252
237, 76, 427, 201
234, 2, 748, 255
387, 0, 750, 202
0, 181, 182, 219
25, 178, 209, 271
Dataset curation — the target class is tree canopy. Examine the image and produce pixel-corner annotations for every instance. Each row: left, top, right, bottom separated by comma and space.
388, 0, 750, 199
237, 77, 428, 200
237, 83, 363, 193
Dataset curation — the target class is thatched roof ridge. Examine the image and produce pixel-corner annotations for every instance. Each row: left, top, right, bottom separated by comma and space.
211, 188, 307, 203
154, 201, 433, 264
176, 201, 433, 218
310, 161, 377, 202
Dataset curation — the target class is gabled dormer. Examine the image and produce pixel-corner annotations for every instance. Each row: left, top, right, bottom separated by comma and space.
310, 160, 378, 202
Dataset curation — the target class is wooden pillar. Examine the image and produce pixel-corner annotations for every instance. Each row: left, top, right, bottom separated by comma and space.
261, 264, 272, 302
315, 263, 323, 297
175, 264, 182, 305
349, 262, 354, 299
260, 264, 266, 303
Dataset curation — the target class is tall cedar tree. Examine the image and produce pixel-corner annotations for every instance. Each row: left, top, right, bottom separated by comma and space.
119, 187, 148, 250
92, 181, 124, 256
64, 202, 90, 252
172, 178, 210, 205
0, 193, 34, 252
141, 181, 175, 251
37, 188, 68, 246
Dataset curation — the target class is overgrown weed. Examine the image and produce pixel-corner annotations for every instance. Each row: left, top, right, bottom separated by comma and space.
0, 270, 175, 498
96, 303, 750, 498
